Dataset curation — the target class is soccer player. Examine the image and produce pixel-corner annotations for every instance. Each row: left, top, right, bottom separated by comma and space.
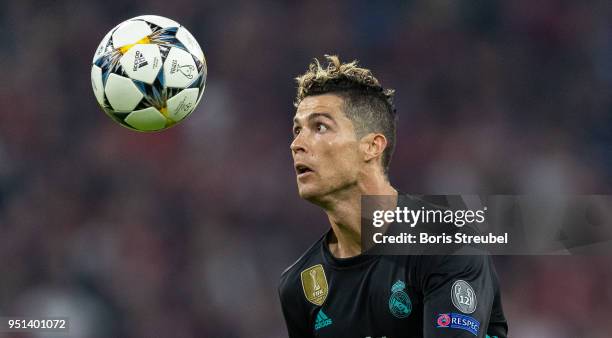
278, 55, 508, 338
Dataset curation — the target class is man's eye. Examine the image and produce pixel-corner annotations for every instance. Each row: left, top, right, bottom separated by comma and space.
293, 127, 301, 136
316, 123, 328, 132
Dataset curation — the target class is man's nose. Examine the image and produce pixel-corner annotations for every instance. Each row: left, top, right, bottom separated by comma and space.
290, 132, 307, 154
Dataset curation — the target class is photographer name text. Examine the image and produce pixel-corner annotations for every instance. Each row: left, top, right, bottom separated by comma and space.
372, 232, 509, 244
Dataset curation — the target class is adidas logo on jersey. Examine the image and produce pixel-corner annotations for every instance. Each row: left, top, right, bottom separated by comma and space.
314, 309, 333, 330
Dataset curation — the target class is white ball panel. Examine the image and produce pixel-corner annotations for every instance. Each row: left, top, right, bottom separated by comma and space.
90, 65, 105, 106
112, 20, 152, 49
175, 27, 204, 63
163, 47, 198, 88
125, 107, 167, 131
166, 88, 199, 122
132, 15, 179, 28
120, 44, 162, 84
93, 28, 114, 63
104, 73, 144, 112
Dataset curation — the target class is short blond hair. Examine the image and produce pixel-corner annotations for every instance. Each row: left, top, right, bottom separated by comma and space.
295, 55, 395, 107
294, 55, 397, 174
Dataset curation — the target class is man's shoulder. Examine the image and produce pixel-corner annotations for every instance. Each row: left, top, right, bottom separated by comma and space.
279, 231, 328, 289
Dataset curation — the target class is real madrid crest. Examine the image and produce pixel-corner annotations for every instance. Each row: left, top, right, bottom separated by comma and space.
389, 280, 412, 318
300, 264, 329, 306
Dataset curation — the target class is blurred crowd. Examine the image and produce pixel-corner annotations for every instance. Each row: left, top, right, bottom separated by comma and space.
1, 0, 612, 337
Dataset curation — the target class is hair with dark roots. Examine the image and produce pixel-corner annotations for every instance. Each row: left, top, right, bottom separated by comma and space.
295, 55, 397, 174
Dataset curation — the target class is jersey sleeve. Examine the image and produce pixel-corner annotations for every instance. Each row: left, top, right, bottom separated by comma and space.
278, 272, 312, 338
421, 254, 508, 338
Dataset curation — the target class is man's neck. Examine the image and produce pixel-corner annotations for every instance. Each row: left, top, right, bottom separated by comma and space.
324, 179, 397, 259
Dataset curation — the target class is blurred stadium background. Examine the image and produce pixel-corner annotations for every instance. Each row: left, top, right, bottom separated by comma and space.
2, 0, 612, 337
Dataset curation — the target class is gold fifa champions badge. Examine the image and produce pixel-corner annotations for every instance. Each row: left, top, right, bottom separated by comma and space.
300, 264, 329, 305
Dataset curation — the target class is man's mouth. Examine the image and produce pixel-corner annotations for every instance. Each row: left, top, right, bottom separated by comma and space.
295, 163, 314, 176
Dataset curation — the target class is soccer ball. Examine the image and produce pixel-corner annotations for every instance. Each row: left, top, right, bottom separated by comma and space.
91, 15, 207, 132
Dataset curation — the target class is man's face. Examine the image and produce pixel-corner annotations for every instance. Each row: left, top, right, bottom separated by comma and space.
291, 94, 362, 201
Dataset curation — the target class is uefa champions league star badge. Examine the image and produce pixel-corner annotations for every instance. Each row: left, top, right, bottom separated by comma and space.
389, 280, 412, 318
300, 264, 329, 306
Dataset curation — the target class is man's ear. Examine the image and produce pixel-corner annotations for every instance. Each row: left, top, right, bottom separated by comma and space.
360, 133, 388, 162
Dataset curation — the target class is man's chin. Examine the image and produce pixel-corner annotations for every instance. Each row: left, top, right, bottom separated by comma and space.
297, 184, 323, 202
297, 185, 338, 208
297, 187, 317, 200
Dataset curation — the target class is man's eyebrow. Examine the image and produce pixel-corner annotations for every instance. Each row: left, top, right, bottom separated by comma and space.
293, 112, 335, 124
